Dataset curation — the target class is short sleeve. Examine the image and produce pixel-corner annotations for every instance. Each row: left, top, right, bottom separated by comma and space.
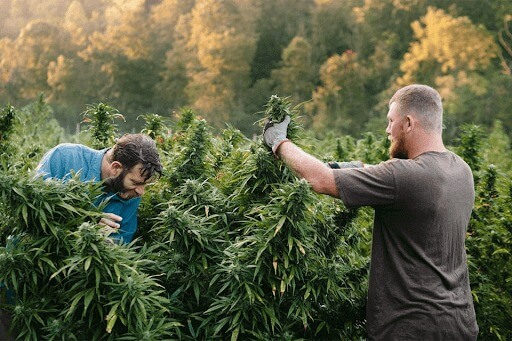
334, 161, 398, 208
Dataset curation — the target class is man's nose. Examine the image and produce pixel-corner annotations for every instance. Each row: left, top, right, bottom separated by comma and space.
135, 186, 145, 196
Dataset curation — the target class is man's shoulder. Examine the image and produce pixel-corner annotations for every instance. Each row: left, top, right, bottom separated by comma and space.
51, 143, 95, 155
49, 143, 104, 162
385, 151, 473, 186
38, 143, 106, 181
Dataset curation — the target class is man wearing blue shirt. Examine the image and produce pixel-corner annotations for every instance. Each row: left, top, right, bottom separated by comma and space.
36, 133, 162, 244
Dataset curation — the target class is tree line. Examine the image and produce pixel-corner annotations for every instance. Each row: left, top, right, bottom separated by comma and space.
0, 0, 511, 140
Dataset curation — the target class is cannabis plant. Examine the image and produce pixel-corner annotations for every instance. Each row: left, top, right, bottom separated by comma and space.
0, 105, 17, 160
467, 164, 512, 340
0, 171, 175, 339
138, 113, 169, 141
178, 95, 369, 340
6, 95, 512, 339
82, 103, 124, 149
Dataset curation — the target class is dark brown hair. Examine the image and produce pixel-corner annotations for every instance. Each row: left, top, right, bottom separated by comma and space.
109, 134, 163, 181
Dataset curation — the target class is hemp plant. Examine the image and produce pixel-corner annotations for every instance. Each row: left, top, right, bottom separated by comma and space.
138, 113, 168, 141
191, 95, 368, 340
0, 105, 17, 160
261, 95, 301, 142
166, 115, 214, 189
82, 103, 124, 149
0, 171, 176, 339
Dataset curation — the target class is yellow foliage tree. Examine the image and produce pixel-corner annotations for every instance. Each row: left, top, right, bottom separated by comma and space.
0, 20, 75, 100
393, 7, 504, 140
186, 0, 259, 126
306, 50, 369, 134
271, 36, 316, 105
398, 7, 498, 88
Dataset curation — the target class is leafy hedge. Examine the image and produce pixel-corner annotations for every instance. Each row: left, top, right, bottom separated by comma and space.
0, 98, 511, 340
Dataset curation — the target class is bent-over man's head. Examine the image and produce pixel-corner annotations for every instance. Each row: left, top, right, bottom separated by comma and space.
103, 134, 163, 199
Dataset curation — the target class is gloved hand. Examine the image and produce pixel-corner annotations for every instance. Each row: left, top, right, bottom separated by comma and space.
263, 115, 291, 154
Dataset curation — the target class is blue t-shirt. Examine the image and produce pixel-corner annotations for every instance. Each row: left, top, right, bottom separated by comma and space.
36, 143, 141, 244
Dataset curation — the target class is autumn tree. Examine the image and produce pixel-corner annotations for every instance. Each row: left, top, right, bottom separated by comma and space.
395, 7, 500, 139
151, 0, 196, 114
498, 14, 512, 75
0, 20, 77, 102
398, 7, 498, 86
0, 1, 14, 38
185, 0, 260, 126
63, 1, 89, 45
330, 0, 428, 133
353, 0, 429, 60
310, 0, 357, 62
149, 0, 195, 57
270, 36, 316, 105
250, 0, 313, 82
80, 1, 161, 122
306, 51, 370, 135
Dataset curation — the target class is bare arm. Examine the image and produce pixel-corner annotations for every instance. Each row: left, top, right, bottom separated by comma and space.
275, 141, 340, 198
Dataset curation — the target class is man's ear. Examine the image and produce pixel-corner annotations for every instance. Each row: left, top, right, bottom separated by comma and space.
110, 161, 124, 176
405, 115, 415, 133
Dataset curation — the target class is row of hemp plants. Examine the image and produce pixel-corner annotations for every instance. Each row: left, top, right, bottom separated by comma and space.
0, 104, 178, 340
136, 96, 373, 339
1, 95, 511, 339
456, 125, 512, 341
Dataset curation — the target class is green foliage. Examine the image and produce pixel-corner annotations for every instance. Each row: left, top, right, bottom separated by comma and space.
467, 165, 512, 341
138, 113, 169, 140
261, 95, 303, 144
1, 96, 511, 339
82, 103, 125, 149
0, 104, 17, 158
1, 0, 511, 140
0, 105, 16, 144
457, 125, 512, 340
136, 97, 370, 340
355, 132, 390, 164
264, 95, 292, 122
456, 124, 486, 174
1, 95, 66, 173
0, 173, 177, 339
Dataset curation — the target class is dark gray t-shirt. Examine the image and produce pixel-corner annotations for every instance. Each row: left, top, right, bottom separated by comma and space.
334, 151, 478, 340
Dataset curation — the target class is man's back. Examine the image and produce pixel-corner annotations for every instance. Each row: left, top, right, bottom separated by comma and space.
335, 151, 478, 340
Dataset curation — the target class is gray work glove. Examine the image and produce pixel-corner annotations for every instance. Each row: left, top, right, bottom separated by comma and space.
326, 161, 364, 169
263, 115, 291, 154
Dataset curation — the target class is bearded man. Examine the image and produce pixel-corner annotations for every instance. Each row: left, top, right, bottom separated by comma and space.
36, 133, 162, 244
263, 84, 479, 340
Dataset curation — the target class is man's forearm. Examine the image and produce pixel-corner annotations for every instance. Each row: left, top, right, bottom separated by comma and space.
275, 141, 339, 198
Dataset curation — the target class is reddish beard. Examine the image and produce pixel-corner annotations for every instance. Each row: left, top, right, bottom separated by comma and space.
389, 129, 408, 159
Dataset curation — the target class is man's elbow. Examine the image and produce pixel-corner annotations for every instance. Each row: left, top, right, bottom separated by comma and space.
309, 171, 339, 198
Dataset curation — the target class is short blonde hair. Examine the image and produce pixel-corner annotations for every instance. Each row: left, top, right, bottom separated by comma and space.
389, 84, 443, 134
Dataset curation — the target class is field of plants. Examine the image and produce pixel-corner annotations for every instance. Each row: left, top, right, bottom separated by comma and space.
0, 97, 511, 340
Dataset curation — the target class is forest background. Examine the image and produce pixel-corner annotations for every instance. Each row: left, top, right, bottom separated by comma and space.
1, 0, 512, 339
1, 0, 512, 141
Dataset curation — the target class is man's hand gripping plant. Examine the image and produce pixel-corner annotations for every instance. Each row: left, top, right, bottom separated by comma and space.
261, 95, 301, 155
